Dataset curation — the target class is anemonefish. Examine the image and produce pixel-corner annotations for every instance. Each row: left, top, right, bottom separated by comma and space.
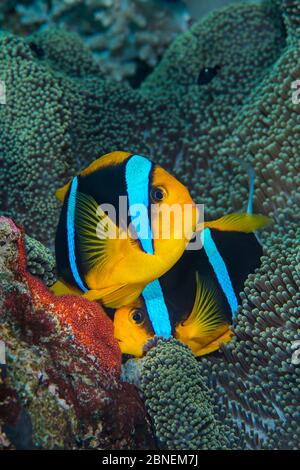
51, 151, 199, 308
114, 213, 272, 357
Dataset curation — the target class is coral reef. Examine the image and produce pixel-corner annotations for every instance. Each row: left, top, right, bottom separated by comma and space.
0, 217, 154, 449
123, 338, 242, 450
1, 0, 299, 449
0, 0, 190, 83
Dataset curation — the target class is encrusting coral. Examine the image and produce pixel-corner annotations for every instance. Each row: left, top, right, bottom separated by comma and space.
0, 217, 154, 449
0, 0, 299, 449
123, 338, 242, 450
25, 235, 56, 287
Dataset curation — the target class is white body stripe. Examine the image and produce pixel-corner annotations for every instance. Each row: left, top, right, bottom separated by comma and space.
201, 228, 238, 318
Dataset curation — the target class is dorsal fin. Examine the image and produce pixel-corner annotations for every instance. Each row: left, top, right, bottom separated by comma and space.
204, 213, 272, 233
55, 151, 132, 202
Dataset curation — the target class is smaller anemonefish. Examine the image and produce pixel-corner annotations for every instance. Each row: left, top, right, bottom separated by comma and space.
114, 212, 272, 357
51, 151, 199, 308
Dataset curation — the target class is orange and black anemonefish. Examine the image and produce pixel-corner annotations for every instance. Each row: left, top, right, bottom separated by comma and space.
113, 156, 271, 358
113, 215, 271, 358
51, 151, 199, 308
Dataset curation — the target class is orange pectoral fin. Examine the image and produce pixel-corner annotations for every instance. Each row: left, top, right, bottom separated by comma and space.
82, 282, 144, 308
175, 273, 235, 356
191, 326, 234, 356
204, 213, 272, 233
82, 289, 105, 302
50, 279, 82, 297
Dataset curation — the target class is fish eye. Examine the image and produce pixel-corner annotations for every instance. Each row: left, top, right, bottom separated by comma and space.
197, 65, 220, 85
150, 186, 166, 203
130, 309, 145, 324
